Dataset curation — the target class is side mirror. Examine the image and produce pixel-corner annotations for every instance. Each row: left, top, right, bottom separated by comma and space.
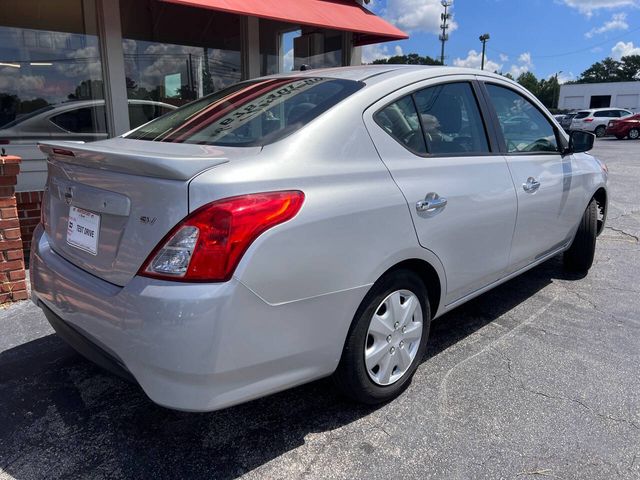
568, 130, 595, 154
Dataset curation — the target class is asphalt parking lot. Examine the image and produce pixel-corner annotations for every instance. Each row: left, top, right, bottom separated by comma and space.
1, 138, 639, 480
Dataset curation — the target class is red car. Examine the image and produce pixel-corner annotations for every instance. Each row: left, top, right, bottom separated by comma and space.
606, 113, 640, 140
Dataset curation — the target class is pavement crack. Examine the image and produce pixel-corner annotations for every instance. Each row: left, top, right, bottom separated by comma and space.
604, 226, 639, 242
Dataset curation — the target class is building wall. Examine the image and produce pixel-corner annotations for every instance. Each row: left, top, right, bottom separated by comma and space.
559, 82, 640, 112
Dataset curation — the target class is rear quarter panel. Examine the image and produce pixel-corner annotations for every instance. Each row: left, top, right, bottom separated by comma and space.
188, 103, 447, 310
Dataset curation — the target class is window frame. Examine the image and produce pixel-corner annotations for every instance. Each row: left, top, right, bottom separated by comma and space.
478, 81, 568, 156
372, 79, 498, 159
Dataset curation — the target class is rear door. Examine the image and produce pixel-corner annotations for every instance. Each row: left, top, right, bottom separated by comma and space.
480, 81, 579, 272
364, 77, 517, 305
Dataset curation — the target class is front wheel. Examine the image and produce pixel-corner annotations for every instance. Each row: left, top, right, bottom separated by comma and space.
564, 198, 598, 273
629, 128, 640, 140
595, 125, 606, 138
333, 270, 430, 404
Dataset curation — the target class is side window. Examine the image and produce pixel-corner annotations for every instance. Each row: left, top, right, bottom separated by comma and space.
593, 111, 609, 118
485, 84, 558, 154
374, 96, 426, 155
50, 106, 107, 134
619, 110, 632, 118
413, 82, 490, 154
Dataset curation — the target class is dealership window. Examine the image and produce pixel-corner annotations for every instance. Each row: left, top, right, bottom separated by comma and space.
119, 0, 242, 117
259, 19, 345, 76
0, 0, 105, 131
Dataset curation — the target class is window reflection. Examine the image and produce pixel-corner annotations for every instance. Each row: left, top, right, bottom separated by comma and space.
120, 0, 241, 108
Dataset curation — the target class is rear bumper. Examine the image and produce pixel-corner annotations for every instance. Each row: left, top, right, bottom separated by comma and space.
30, 225, 364, 411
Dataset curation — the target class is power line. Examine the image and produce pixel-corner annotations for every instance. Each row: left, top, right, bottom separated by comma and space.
487, 24, 640, 60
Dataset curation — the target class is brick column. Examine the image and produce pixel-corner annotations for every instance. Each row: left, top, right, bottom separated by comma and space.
0, 154, 28, 303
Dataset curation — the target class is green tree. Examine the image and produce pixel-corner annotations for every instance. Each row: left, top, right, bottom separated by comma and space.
619, 55, 640, 81
577, 57, 623, 83
371, 53, 442, 65
516, 72, 540, 97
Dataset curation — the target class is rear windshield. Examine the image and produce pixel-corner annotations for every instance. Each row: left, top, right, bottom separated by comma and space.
125, 77, 364, 147
574, 111, 590, 119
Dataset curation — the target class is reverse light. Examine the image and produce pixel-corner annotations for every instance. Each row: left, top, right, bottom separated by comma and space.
139, 191, 305, 282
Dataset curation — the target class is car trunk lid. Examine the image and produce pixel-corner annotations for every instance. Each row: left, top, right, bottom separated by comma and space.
39, 139, 260, 286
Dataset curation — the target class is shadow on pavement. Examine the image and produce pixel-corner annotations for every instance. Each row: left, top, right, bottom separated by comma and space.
0, 256, 577, 479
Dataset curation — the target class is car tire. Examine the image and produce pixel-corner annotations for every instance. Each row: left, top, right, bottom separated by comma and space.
564, 198, 598, 273
629, 128, 640, 140
595, 125, 606, 138
333, 269, 430, 405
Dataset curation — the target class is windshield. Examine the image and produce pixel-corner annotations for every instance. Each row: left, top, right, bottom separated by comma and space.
125, 77, 364, 147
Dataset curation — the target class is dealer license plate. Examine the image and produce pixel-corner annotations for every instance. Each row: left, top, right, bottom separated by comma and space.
67, 206, 100, 255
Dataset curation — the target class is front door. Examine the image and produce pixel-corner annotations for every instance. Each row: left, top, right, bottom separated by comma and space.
481, 82, 578, 271
365, 79, 518, 305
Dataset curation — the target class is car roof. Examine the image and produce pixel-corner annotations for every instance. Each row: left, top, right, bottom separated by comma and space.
268, 64, 508, 84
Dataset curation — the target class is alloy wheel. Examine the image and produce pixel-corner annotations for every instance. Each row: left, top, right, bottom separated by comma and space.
629, 128, 639, 140
364, 290, 423, 386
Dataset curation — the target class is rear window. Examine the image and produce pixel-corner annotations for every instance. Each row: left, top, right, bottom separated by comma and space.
574, 111, 590, 119
125, 77, 364, 146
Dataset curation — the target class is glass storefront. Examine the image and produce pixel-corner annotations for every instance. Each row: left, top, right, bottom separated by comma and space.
120, 0, 242, 108
259, 20, 345, 76
0, 0, 357, 192
0, 0, 105, 130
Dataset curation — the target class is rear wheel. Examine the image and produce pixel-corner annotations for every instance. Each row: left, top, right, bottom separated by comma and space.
629, 128, 640, 140
595, 125, 606, 138
564, 198, 598, 273
333, 270, 430, 404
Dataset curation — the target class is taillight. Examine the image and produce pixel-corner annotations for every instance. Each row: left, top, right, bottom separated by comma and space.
139, 191, 305, 282
583, 118, 593, 122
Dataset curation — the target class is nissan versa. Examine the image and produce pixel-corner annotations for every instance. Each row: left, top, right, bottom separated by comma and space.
31, 66, 608, 412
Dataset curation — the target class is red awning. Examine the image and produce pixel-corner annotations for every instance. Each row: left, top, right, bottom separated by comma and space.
159, 0, 408, 46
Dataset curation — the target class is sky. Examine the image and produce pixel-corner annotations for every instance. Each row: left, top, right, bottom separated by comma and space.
362, 0, 640, 82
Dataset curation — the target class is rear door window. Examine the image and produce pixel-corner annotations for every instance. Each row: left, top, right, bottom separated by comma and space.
413, 82, 490, 154
50, 106, 107, 134
126, 77, 363, 146
485, 84, 558, 154
374, 96, 426, 155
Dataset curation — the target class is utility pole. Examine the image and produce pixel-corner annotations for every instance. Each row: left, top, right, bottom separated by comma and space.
439, 1, 453, 65
479, 33, 490, 70
555, 71, 563, 109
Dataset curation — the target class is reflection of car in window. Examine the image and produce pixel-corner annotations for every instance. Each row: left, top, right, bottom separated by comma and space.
0, 99, 176, 191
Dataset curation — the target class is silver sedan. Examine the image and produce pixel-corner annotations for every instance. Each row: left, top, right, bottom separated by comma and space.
31, 66, 608, 412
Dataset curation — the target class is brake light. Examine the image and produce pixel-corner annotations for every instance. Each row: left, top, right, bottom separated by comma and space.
139, 191, 305, 282
583, 118, 594, 122
0, 139, 10, 145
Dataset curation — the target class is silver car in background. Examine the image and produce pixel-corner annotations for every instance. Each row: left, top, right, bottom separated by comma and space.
30, 66, 608, 412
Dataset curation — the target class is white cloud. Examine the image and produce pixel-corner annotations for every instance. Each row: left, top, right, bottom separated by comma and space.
499, 54, 509, 62
508, 52, 533, 78
384, 0, 458, 34
548, 72, 575, 84
560, 0, 638, 16
453, 50, 502, 72
283, 48, 294, 72
611, 40, 640, 59
585, 12, 628, 38
361, 44, 403, 63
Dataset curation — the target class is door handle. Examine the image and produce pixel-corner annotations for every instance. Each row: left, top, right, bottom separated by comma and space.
523, 177, 541, 194
416, 193, 448, 213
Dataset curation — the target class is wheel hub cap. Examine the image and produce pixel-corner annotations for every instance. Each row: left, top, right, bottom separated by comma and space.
364, 290, 423, 386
